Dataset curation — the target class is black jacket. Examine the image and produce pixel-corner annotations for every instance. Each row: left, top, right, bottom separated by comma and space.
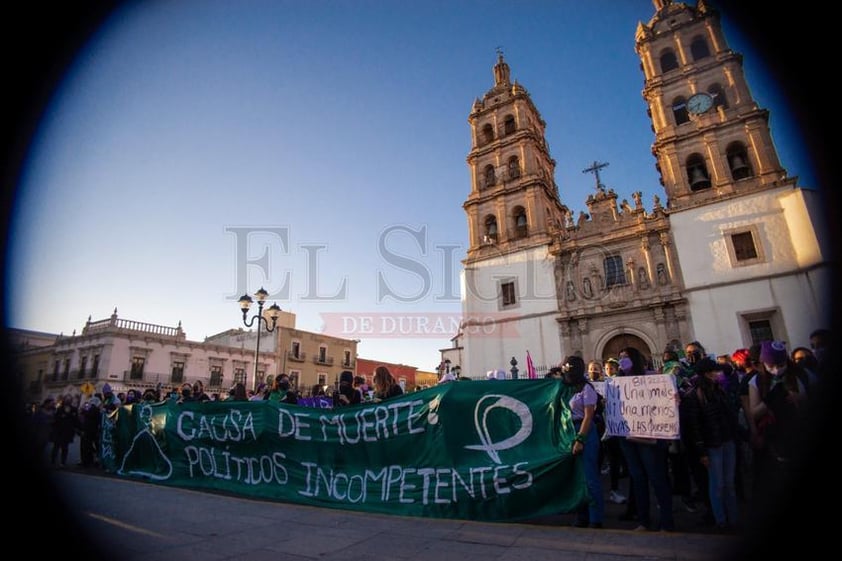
683, 383, 738, 451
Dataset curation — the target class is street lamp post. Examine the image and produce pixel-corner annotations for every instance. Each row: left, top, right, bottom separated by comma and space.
238, 287, 282, 392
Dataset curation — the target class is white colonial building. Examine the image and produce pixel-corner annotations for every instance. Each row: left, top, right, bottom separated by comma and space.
11, 306, 361, 403
12, 309, 277, 402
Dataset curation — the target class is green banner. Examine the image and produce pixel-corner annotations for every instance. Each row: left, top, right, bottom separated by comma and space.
104, 379, 586, 521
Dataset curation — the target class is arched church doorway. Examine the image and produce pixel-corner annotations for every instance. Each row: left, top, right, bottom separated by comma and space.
601, 333, 653, 369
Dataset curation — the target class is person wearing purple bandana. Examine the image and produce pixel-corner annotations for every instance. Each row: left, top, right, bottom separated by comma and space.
747, 340, 816, 522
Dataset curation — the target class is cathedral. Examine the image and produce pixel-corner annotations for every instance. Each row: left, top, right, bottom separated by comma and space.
458, 0, 830, 375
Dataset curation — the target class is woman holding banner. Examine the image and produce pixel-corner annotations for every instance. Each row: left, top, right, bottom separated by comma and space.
562, 355, 605, 529
616, 347, 675, 532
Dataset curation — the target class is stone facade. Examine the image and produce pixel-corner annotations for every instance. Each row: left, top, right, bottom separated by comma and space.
551, 186, 690, 365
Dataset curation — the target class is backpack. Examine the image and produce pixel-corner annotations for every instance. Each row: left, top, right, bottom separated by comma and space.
586, 381, 606, 437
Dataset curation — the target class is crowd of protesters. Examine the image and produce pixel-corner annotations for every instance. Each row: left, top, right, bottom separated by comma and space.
553, 328, 828, 533
23, 365, 404, 469
23, 330, 828, 534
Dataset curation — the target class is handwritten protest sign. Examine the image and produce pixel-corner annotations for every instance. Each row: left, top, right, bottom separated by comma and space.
603, 374, 679, 439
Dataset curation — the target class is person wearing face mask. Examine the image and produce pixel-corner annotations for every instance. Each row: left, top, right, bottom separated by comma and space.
676, 341, 717, 524
561, 356, 604, 529
682, 358, 740, 532
50, 395, 80, 468
809, 328, 830, 379
791, 346, 819, 380
748, 340, 815, 522
682, 341, 710, 373
615, 347, 675, 532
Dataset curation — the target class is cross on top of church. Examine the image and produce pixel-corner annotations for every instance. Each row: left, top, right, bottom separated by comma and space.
582, 160, 609, 192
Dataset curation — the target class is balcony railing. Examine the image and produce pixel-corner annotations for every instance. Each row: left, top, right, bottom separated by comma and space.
46, 368, 99, 383
82, 311, 186, 340
287, 351, 307, 362
314, 355, 334, 366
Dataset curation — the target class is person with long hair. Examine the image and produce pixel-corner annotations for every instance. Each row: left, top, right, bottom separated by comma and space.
372, 365, 404, 401
562, 355, 604, 528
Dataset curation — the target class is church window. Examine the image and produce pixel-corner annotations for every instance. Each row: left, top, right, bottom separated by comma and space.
508, 156, 521, 180
739, 309, 781, 346
130, 356, 145, 380
731, 232, 758, 261
672, 97, 689, 125
504, 115, 516, 135
690, 36, 711, 60
484, 164, 496, 188
725, 225, 764, 267
659, 49, 679, 73
482, 123, 494, 144
748, 320, 773, 345
500, 280, 517, 308
604, 255, 626, 287
209, 365, 223, 388
726, 142, 753, 180
171, 361, 185, 384
686, 153, 711, 191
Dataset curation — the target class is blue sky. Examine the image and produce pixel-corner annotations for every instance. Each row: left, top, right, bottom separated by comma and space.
6, 0, 816, 374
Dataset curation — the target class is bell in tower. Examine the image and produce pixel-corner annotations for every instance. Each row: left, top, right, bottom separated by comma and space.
729, 153, 751, 180
689, 165, 711, 191
484, 217, 498, 244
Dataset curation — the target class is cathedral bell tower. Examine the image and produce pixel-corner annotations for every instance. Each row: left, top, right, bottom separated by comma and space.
459, 53, 570, 379
463, 53, 568, 261
633, 1, 829, 352
635, 0, 791, 209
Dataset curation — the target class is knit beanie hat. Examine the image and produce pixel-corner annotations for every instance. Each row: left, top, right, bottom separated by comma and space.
759, 340, 788, 366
